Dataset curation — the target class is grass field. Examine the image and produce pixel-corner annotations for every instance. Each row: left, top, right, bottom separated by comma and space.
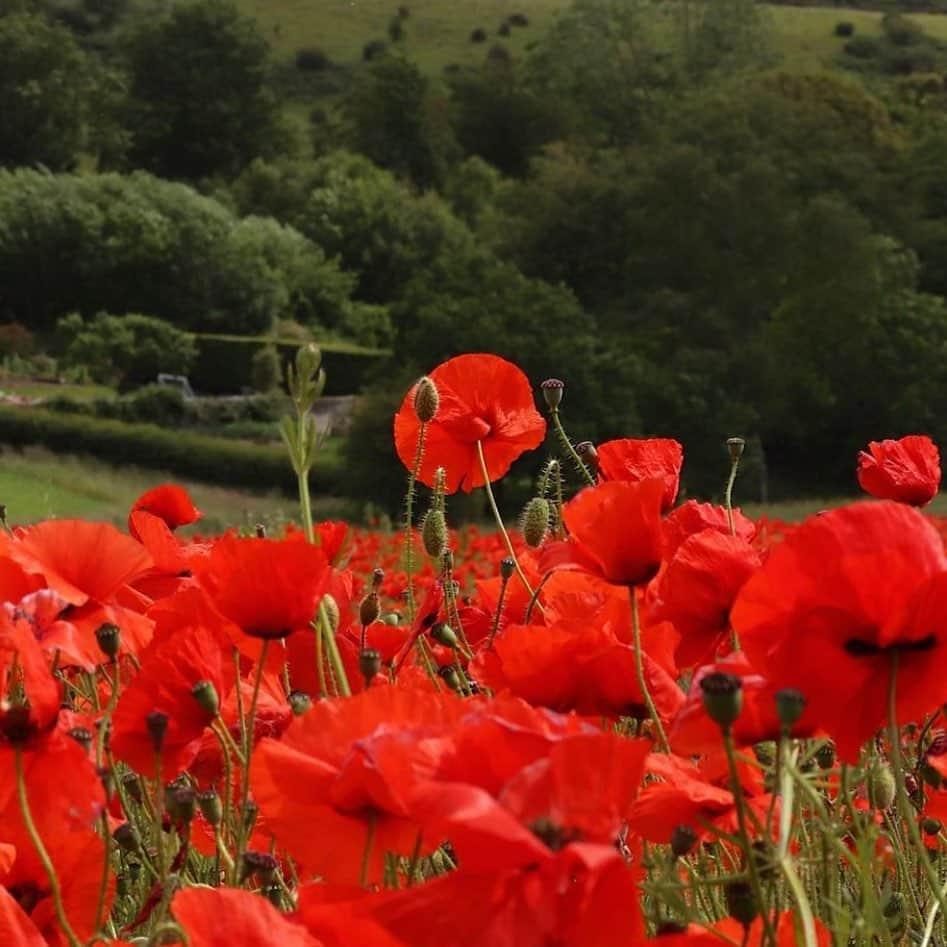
238, 0, 947, 71
0, 446, 348, 530
0, 378, 115, 402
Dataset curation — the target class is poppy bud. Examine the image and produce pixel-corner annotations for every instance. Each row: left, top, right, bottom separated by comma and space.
197, 789, 223, 827
438, 664, 463, 693
165, 786, 197, 824
921, 761, 944, 789
883, 891, 905, 936
67, 727, 93, 753
288, 691, 311, 715
113, 823, 141, 854
431, 622, 459, 649
700, 672, 744, 729
95, 623, 121, 661
500, 557, 515, 580
540, 378, 565, 411
774, 688, 806, 729
725, 880, 758, 927
146, 710, 169, 753
242, 851, 279, 886
522, 497, 550, 548
815, 741, 836, 770
670, 824, 698, 858
241, 800, 258, 832
123, 772, 143, 804
320, 594, 340, 633
383, 612, 401, 626
726, 437, 746, 462
359, 591, 380, 627
422, 509, 448, 559
924, 817, 942, 837
575, 441, 599, 475
414, 376, 439, 423
190, 680, 220, 718
372, 567, 385, 589
867, 760, 896, 811
359, 648, 382, 685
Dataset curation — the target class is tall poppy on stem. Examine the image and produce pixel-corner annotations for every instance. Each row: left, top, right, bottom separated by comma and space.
857, 435, 940, 507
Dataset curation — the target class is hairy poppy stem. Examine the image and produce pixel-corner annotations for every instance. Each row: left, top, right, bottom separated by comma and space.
629, 589, 670, 753
888, 653, 947, 919
236, 638, 270, 873
475, 440, 538, 602
318, 601, 351, 697
487, 571, 511, 649
403, 422, 427, 623
94, 656, 122, 935
549, 408, 595, 487
361, 811, 377, 888
725, 457, 740, 537
14, 747, 83, 947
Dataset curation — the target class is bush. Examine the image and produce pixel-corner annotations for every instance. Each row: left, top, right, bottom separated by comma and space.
106, 385, 190, 426
835, 22, 855, 37
295, 47, 329, 71
363, 39, 387, 60
470, 28, 487, 43
0, 323, 34, 358
882, 12, 925, 46
0, 406, 346, 495
498, 22, 511, 37
250, 345, 282, 393
844, 36, 882, 59
508, 12, 529, 27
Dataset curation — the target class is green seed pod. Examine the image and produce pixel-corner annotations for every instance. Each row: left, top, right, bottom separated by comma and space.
540, 378, 564, 411
422, 509, 448, 559
867, 759, 896, 812
726, 437, 746, 461
198, 789, 223, 827
359, 591, 380, 627
288, 691, 312, 716
414, 376, 440, 423
191, 680, 220, 718
774, 688, 806, 729
95, 623, 121, 660
359, 648, 382, 685
430, 622, 459, 650
522, 497, 551, 548
699, 672, 743, 728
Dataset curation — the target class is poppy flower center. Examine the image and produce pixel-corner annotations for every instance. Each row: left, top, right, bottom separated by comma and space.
843, 634, 936, 657
530, 816, 583, 851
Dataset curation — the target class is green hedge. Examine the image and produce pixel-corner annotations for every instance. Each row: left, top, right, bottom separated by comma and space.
0, 406, 346, 496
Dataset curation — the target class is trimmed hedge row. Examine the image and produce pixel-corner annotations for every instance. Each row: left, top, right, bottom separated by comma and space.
0, 405, 346, 496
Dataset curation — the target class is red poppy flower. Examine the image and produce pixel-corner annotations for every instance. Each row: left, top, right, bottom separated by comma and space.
0, 888, 47, 947
654, 530, 761, 668
653, 913, 830, 946
732, 501, 947, 762
172, 886, 321, 947
128, 484, 201, 539
596, 438, 683, 512
0, 611, 61, 746
394, 354, 546, 493
541, 480, 666, 587
857, 435, 941, 506
195, 536, 331, 639
663, 500, 756, 558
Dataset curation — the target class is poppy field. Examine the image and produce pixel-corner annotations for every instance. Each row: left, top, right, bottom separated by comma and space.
5, 349, 947, 947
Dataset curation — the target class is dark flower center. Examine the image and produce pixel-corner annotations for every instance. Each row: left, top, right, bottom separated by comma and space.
844, 634, 936, 657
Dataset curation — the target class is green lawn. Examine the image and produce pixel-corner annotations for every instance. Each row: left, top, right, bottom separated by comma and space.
0, 378, 115, 402
239, 0, 947, 73
0, 446, 348, 531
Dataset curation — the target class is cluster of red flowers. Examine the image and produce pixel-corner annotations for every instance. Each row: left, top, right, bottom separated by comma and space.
2, 353, 946, 946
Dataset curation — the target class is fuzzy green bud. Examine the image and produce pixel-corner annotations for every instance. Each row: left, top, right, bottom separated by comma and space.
414, 376, 439, 423
522, 497, 551, 548
867, 760, 896, 811
422, 509, 448, 559
191, 680, 220, 718
430, 622, 459, 650
197, 789, 223, 827
288, 691, 312, 716
699, 672, 743, 729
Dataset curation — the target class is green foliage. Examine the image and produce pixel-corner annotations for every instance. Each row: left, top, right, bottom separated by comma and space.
342, 55, 457, 188
0, 169, 358, 336
57, 312, 198, 391
122, 0, 285, 179
250, 344, 282, 393
0, 405, 346, 494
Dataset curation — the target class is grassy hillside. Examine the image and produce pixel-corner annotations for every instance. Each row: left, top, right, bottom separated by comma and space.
239, 0, 947, 72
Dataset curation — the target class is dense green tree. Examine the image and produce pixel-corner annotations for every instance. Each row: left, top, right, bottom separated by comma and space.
123, 0, 284, 179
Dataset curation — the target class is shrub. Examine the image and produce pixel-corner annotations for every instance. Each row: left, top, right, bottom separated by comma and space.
470, 28, 487, 43
882, 12, 925, 47
250, 345, 282, 393
107, 384, 190, 426
295, 47, 329, 71
834, 22, 855, 37
0, 323, 34, 358
0, 406, 346, 494
498, 22, 511, 37
508, 12, 529, 27
844, 36, 882, 59
363, 39, 387, 60
488, 43, 512, 65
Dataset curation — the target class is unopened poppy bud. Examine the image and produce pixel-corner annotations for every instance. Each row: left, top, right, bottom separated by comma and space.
359, 648, 382, 685
727, 437, 746, 462
95, 622, 121, 660
500, 557, 515, 580
242, 851, 279, 886
540, 378, 565, 411
575, 441, 599, 474
670, 824, 698, 858
383, 612, 401, 626
197, 789, 223, 827
522, 497, 550, 548
725, 880, 758, 927
413, 376, 439, 423
241, 800, 258, 832
67, 726, 93, 752
867, 760, 896, 811
145, 710, 169, 753
372, 567, 385, 590
165, 786, 197, 824
191, 680, 220, 718
123, 772, 143, 804
359, 591, 380, 626
700, 673, 744, 728
774, 688, 806, 729
438, 664, 463, 693
430, 622, 459, 649
422, 509, 448, 559
883, 891, 905, 935
924, 817, 942, 836
288, 691, 311, 715
320, 594, 339, 633
113, 822, 141, 853
815, 741, 836, 770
